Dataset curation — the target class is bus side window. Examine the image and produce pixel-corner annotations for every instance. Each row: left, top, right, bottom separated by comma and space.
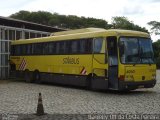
52, 42, 56, 54
33, 43, 43, 55
31, 44, 34, 55
79, 39, 92, 54
15, 45, 21, 55
85, 39, 92, 53
56, 42, 60, 54
71, 40, 78, 54
48, 42, 54, 54
20, 45, 24, 55
79, 40, 85, 53
93, 37, 103, 53
11, 46, 15, 56
32, 43, 36, 55
65, 41, 70, 54
59, 41, 66, 54
43, 42, 49, 54
26, 44, 31, 55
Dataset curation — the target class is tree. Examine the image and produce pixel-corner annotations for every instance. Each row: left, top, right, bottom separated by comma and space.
153, 40, 160, 58
152, 40, 160, 68
10, 11, 148, 33
10, 10, 110, 29
10, 10, 31, 21
148, 21, 160, 68
111, 16, 148, 32
148, 21, 160, 35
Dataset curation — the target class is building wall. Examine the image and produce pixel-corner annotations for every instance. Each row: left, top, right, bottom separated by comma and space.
0, 25, 51, 79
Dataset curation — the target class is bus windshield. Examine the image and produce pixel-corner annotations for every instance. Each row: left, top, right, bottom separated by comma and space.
119, 37, 154, 64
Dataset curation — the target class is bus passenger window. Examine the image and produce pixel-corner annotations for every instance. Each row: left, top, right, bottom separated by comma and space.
94, 38, 103, 53
59, 42, 66, 54
79, 40, 85, 53
65, 41, 70, 54
85, 39, 92, 53
74, 39, 92, 54
71, 41, 78, 53
20, 45, 26, 55
15, 45, 21, 55
48, 42, 54, 54
43, 43, 49, 54
11, 46, 15, 56
26, 44, 32, 55
33, 43, 43, 55
56, 42, 60, 54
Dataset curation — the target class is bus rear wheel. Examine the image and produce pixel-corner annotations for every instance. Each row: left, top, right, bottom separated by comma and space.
24, 70, 33, 83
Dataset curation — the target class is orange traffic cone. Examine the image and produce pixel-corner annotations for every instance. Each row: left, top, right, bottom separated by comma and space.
36, 93, 45, 116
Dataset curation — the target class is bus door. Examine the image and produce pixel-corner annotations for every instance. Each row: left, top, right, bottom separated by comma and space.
107, 36, 118, 90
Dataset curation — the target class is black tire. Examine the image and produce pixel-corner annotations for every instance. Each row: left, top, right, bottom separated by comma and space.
34, 71, 41, 84
24, 70, 33, 83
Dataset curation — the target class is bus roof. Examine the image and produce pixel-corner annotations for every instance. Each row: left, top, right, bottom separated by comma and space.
11, 28, 150, 45
51, 28, 106, 36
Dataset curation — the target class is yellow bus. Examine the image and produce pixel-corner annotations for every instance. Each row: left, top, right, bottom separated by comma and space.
10, 28, 156, 91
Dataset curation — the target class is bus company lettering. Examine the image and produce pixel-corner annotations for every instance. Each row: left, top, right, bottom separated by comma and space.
63, 57, 79, 64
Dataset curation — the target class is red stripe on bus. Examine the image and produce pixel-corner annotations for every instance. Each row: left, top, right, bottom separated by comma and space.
19, 58, 24, 70
21, 59, 26, 70
80, 67, 87, 75
19, 58, 26, 71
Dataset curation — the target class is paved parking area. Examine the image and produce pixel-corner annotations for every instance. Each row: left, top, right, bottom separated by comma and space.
0, 71, 160, 119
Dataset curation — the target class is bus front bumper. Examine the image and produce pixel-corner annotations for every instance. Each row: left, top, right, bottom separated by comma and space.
119, 80, 156, 91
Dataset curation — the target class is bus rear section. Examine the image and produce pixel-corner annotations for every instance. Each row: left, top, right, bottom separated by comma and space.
118, 37, 156, 90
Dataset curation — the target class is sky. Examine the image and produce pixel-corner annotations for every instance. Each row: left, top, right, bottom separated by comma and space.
0, 0, 160, 41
